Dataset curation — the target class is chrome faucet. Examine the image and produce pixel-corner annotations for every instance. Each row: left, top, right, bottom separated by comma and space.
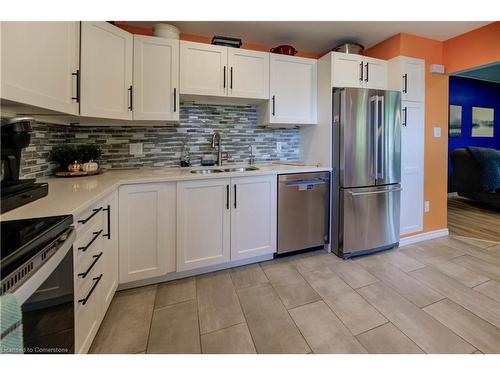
248, 145, 255, 165
211, 132, 229, 166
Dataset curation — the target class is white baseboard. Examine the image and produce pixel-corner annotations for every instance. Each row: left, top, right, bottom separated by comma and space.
399, 228, 449, 247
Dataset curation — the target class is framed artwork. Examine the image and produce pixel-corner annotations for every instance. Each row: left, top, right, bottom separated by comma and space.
449, 105, 462, 137
472, 107, 494, 137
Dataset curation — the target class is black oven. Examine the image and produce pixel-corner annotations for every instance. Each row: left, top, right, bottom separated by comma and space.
1, 215, 75, 354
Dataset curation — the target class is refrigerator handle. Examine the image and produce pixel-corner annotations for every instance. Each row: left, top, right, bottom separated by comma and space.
370, 96, 378, 181
378, 95, 385, 180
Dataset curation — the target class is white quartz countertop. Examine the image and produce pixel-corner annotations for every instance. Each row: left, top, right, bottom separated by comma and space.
1, 163, 331, 221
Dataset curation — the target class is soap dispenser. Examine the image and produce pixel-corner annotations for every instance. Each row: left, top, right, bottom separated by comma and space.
180, 142, 191, 167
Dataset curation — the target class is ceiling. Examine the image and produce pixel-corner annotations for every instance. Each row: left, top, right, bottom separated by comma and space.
454, 62, 500, 83
123, 21, 490, 55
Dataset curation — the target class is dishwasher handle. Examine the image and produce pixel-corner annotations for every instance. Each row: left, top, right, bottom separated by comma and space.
285, 179, 327, 188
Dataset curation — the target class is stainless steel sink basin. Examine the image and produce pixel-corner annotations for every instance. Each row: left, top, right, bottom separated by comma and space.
190, 169, 224, 174
223, 166, 259, 172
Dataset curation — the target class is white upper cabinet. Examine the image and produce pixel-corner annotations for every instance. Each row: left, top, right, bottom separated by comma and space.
400, 101, 425, 235
230, 175, 277, 261
0, 21, 80, 115
180, 41, 228, 97
388, 56, 425, 102
227, 48, 269, 99
263, 54, 317, 125
80, 22, 133, 120
331, 52, 387, 90
119, 183, 176, 283
133, 35, 179, 121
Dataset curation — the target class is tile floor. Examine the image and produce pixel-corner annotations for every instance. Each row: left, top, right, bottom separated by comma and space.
89, 235, 500, 354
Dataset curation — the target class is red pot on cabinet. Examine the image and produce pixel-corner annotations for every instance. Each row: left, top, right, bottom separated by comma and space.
270, 45, 298, 56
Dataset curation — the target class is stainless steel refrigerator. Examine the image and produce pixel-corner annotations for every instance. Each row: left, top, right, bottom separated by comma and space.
332, 87, 402, 258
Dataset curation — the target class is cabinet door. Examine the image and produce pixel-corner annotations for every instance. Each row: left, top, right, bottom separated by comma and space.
230, 175, 277, 260
100, 191, 118, 312
119, 183, 176, 283
180, 41, 228, 97
80, 22, 133, 120
1, 21, 79, 114
228, 49, 269, 99
177, 178, 231, 271
332, 52, 364, 88
363, 56, 388, 90
133, 35, 179, 121
400, 101, 424, 235
402, 58, 425, 102
269, 54, 317, 124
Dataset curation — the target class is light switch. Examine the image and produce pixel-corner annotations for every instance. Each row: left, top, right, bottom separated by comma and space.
424, 201, 430, 212
129, 143, 143, 156
433, 127, 441, 138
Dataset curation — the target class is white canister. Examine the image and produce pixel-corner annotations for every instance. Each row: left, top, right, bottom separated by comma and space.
153, 23, 180, 39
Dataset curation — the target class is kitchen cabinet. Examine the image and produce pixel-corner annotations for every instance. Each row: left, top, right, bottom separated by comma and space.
230, 175, 277, 260
400, 101, 425, 235
227, 48, 269, 99
133, 35, 180, 121
331, 52, 387, 90
0, 21, 80, 115
100, 191, 119, 312
260, 54, 317, 125
177, 178, 231, 271
388, 56, 425, 102
119, 183, 176, 283
80, 21, 133, 120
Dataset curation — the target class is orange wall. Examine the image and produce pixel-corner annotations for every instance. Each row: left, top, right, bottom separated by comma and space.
365, 33, 449, 236
444, 22, 500, 74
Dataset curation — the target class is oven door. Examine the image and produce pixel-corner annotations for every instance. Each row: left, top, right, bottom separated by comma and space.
14, 230, 75, 354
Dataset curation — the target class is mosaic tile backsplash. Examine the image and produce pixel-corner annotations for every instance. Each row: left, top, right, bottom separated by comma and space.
20, 103, 301, 178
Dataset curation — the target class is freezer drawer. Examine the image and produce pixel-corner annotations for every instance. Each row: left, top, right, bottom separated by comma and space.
340, 184, 400, 256
278, 172, 330, 254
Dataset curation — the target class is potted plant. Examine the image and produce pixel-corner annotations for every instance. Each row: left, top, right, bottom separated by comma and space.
49, 144, 102, 171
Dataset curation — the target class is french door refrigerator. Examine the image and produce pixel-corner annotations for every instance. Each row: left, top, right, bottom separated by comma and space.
332, 87, 401, 258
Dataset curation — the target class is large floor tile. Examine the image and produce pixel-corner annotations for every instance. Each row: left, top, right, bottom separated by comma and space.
357, 282, 475, 354
356, 323, 424, 354
292, 251, 341, 274
453, 255, 500, 282
329, 261, 379, 289
405, 241, 465, 261
359, 260, 444, 307
147, 300, 200, 354
382, 250, 426, 272
289, 301, 367, 353
261, 260, 320, 309
201, 323, 256, 354
409, 267, 500, 328
236, 283, 310, 354
196, 271, 245, 334
423, 299, 500, 354
302, 268, 387, 335
90, 285, 157, 354
229, 264, 268, 290
448, 236, 498, 249
442, 238, 500, 266
474, 280, 500, 303
155, 277, 196, 309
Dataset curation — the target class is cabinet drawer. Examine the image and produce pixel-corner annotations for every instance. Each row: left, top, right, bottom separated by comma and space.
75, 244, 104, 292
74, 219, 104, 268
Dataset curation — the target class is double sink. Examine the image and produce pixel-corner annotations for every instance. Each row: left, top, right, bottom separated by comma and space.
190, 166, 259, 174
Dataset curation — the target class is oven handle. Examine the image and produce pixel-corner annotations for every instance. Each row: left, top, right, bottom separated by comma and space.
13, 229, 75, 305
348, 188, 402, 196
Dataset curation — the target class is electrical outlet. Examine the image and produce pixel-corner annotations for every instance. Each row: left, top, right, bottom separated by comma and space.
129, 143, 143, 156
276, 142, 282, 152
433, 127, 441, 138
424, 201, 430, 212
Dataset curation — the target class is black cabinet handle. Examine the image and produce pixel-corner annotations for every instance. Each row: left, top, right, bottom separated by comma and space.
403, 74, 408, 93
103, 205, 111, 239
78, 207, 102, 224
173, 88, 177, 112
226, 184, 229, 210
223, 66, 226, 89
234, 184, 237, 209
78, 252, 103, 279
403, 107, 408, 127
78, 274, 103, 305
359, 62, 364, 81
230, 67, 233, 89
272, 95, 276, 116
365, 63, 369, 82
71, 70, 80, 103
128, 85, 133, 111
78, 230, 103, 252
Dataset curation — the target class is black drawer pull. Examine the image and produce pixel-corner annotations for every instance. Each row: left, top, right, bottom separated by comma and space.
72, 69, 80, 103
359, 62, 364, 81
173, 88, 177, 112
78, 274, 103, 306
226, 184, 229, 210
78, 252, 103, 279
272, 95, 276, 116
78, 207, 102, 224
78, 230, 103, 252
403, 74, 408, 93
223, 66, 226, 89
103, 205, 111, 239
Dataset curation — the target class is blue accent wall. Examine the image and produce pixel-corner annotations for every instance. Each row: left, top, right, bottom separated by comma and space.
448, 76, 500, 191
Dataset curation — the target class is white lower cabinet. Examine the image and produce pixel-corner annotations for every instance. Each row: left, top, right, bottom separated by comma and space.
118, 183, 176, 283
100, 192, 119, 311
400, 101, 425, 235
177, 175, 277, 271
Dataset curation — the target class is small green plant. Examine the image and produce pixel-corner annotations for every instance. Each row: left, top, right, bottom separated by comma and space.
78, 144, 102, 163
49, 144, 102, 170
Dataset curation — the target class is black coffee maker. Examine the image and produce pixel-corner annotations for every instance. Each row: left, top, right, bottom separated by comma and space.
1, 117, 48, 213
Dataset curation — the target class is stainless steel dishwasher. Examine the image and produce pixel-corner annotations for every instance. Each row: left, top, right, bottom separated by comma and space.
277, 172, 330, 254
